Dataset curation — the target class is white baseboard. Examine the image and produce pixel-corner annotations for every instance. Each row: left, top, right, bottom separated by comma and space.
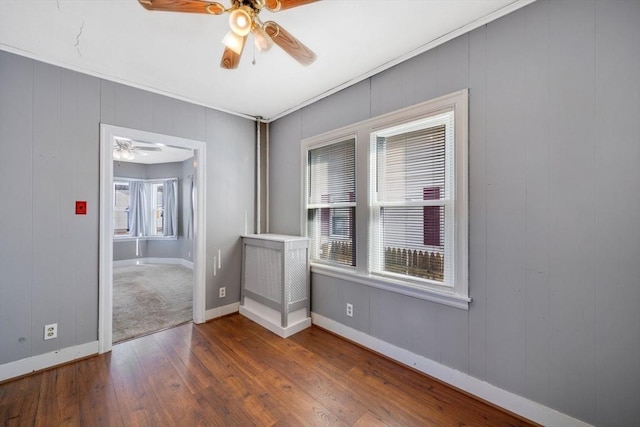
113, 257, 193, 269
239, 297, 311, 338
205, 302, 240, 321
311, 313, 591, 427
179, 259, 194, 269
0, 341, 99, 382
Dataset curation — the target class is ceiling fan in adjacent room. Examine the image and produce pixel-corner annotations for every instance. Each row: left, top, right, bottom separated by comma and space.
113, 138, 161, 161
138, 0, 319, 69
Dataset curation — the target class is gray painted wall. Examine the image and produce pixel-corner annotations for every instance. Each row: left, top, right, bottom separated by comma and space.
268, 1, 640, 425
112, 161, 189, 261
0, 50, 255, 366
0, 56, 100, 365
113, 160, 147, 180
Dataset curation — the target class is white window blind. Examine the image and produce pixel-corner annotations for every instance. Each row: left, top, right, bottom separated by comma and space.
371, 111, 455, 286
306, 138, 356, 266
113, 181, 130, 236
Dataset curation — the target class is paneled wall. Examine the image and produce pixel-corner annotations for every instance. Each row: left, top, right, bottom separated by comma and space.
268, 1, 640, 425
0, 50, 255, 366
101, 73, 256, 312
203, 108, 256, 308
0, 56, 100, 364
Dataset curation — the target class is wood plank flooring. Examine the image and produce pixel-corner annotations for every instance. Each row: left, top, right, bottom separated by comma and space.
0, 314, 538, 426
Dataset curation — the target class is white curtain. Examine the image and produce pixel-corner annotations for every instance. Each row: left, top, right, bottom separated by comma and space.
128, 181, 148, 237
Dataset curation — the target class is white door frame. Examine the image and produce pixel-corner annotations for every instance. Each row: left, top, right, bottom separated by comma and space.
98, 124, 207, 354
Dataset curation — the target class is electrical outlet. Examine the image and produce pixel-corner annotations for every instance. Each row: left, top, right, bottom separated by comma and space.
219, 287, 226, 298
346, 303, 353, 318
44, 323, 57, 340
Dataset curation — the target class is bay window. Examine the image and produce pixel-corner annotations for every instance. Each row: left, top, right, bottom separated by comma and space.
113, 177, 178, 240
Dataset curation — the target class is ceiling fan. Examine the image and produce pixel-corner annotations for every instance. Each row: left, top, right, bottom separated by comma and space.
113, 138, 161, 161
138, 0, 319, 69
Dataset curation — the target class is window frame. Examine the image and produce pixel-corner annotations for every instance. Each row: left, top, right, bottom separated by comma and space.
369, 111, 454, 292
303, 135, 358, 269
301, 90, 469, 309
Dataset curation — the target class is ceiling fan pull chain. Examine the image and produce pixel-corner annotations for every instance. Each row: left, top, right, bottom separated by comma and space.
252, 38, 257, 65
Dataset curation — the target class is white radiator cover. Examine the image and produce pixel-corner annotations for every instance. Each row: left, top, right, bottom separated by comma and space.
240, 234, 311, 337
245, 245, 283, 304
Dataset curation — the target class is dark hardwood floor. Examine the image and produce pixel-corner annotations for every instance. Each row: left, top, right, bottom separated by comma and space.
0, 314, 538, 426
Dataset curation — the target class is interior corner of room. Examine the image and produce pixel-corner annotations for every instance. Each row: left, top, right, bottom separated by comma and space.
1, 1, 639, 426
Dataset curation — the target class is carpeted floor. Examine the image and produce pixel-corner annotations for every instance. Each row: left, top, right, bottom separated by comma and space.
113, 263, 193, 343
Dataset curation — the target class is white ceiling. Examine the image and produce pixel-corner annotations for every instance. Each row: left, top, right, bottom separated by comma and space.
0, 0, 532, 121
115, 140, 194, 164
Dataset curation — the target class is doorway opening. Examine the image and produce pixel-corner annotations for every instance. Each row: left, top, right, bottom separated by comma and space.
99, 124, 207, 353
112, 144, 193, 343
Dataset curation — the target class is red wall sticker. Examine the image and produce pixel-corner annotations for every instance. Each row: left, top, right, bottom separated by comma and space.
75, 201, 87, 215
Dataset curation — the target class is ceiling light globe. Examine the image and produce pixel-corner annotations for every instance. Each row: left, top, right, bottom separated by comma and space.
222, 30, 246, 55
252, 25, 274, 52
229, 7, 252, 36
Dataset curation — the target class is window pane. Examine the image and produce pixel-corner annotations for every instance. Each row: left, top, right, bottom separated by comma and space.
307, 138, 356, 267
308, 207, 355, 266
377, 125, 446, 202
114, 184, 129, 209
154, 184, 164, 235
372, 113, 453, 285
380, 206, 444, 282
113, 183, 130, 236
308, 139, 355, 204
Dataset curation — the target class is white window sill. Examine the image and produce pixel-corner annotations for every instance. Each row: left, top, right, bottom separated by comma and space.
113, 235, 177, 242
310, 263, 471, 310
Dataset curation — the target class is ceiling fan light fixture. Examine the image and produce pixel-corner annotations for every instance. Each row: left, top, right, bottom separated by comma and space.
222, 30, 246, 55
113, 148, 135, 161
252, 25, 274, 52
138, 0, 319, 70
229, 7, 252, 36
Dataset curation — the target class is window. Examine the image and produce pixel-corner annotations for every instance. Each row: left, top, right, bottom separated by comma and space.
113, 181, 130, 236
370, 114, 453, 285
151, 183, 164, 236
113, 178, 178, 239
302, 90, 468, 308
306, 138, 356, 267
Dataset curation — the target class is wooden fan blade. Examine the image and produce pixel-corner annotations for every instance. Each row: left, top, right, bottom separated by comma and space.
264, 21, 316, 66
138, 0, 225, 14
220, 36, 247, 69
220, 48, 241, 69
264, 0, 319, 12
